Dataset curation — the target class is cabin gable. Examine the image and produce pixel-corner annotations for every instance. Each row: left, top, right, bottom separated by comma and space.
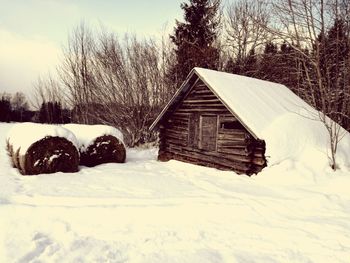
158, 77, 266, 175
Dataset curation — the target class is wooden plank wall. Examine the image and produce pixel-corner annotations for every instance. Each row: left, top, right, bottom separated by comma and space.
158, 79, 266, 175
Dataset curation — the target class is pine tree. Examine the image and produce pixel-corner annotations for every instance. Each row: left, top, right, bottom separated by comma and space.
0, 95, 12, 122
316, 19, 350, 129
38, 101, 64, 124
257, 41, 278, 81
170, 0, 221, 86
224, 48, 257, 77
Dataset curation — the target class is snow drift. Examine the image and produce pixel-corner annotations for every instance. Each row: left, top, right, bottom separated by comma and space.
6, 123, 79, 175
64, 124, 126, 167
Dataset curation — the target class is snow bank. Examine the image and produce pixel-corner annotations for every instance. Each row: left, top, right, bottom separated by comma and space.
63, 124, 124, 151
7, 123, 78, 155
262, 113, 350, 169
1, 123, 350, 262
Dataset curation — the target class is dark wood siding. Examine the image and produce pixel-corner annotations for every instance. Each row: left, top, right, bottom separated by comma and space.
158, 78, 266, 175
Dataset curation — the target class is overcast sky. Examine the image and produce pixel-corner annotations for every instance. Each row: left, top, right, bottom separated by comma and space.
0, 0, 183, 98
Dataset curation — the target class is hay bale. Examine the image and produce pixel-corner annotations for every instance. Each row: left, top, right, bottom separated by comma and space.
80, 135, 126, 167
64, 124, 126, 167
6, 123, 79, 175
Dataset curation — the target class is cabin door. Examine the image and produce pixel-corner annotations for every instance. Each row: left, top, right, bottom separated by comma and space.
199, 115, 217, 151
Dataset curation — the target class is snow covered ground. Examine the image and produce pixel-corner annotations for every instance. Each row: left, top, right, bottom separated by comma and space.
1, 123, 350, 262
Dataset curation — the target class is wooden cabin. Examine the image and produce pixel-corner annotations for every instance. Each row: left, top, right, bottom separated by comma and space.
150, 68, 273, 175
150, 67, 312, 175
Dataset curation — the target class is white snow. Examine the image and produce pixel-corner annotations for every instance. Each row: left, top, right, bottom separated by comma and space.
64, 124, 125, 151
6, 123, 78, 155
1, 122, 350, 262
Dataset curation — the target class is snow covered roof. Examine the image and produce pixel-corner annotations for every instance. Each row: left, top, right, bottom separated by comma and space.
151, 67, 314, 140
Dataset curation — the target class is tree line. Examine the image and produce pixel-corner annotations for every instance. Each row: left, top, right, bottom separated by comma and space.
0, 92, 33, 123
0, 92, 71, 124
19, 0, 350, 167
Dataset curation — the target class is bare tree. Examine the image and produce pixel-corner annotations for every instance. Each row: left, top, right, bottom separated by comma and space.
56, 23, 174, 146
267, 0, 350, 170
91, 33, 170, 146
11, 92, 27, 111
224, 0, 270, 71
32, 74, 64, 110
58, 22, 97, 124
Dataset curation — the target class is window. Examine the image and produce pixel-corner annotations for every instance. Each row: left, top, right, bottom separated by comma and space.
220, 121, 243, 130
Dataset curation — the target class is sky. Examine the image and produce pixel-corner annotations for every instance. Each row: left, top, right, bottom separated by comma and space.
0, 0, 183, 99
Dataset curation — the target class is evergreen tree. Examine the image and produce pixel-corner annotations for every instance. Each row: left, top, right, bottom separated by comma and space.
224, 48, 258, 77
38, 101, 65, 124
316, 19, 350, 129
0, 95, 12, 122
257, 41, 279, 81
170, 0, 221, 85
11, 92, 29, 122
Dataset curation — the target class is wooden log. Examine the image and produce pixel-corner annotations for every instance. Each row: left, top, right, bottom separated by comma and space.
186, 94, 219, 101
180, 104, 227, 109
165, 143, 183, 152
252, 157, 266, 166
164, 149, 251, 173
165, 124, 189, 131
167, 119, 189, 125
253, 152, 264, 158
164, 134, 187, 144
168, 116, 189, 122
217, 144, 253, 151
163, 137, 187, 147
218, 129, 251, 137
171, 112, 191, 117
217, 132, 250, 141
196, 83, 209, 89
177, 108, 230, 113
217, 147, 252, 156
191, 90, 215, 95
158, 151, 172, 162
218, 116, 237, 123
217, 137, 251, 145
179, 146, 253, 164
182, 99, 222, 104
164, 129, 188, 137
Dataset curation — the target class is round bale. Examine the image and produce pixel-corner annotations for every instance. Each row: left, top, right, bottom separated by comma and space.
6, 123, 79, 175
64, 124, 126, 167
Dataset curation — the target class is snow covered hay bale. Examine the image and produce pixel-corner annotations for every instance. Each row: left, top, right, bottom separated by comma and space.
6, 123, 79, 175
64, 124, 126, 167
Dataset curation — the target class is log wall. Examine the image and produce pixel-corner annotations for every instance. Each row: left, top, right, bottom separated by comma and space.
158, 79, 266, 175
